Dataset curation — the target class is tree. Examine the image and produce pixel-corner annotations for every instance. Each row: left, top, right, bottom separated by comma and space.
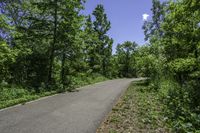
0, 0, 85, 89
142, 0, 167, 89
56, 0, 85, 88
143, 0, 166, 42
83, 15, 100, 73
0, 41, 17, 83
141, 0, 200, 131
116, 41, 138, 77
92, 4, 113, 76
135, 45, 153, 77
161, 0, 200, 106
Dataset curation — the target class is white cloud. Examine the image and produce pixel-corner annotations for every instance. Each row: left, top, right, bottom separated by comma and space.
198, 22, 200, 27
143, 14, 149, 21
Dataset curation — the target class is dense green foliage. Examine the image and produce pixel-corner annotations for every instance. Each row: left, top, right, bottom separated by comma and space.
0, 1, 138, 108
0, 1, 111, 88
141, 0, 200, 132
116, 41, 138, 78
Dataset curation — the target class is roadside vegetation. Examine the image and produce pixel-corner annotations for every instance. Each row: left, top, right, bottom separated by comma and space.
97, 81, 170, 133
139, 0, 200, 132
0, 73, 108, 109
101, 0, 200, 132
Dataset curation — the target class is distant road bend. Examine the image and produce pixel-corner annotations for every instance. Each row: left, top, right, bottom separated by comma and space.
0, 78, 143, 133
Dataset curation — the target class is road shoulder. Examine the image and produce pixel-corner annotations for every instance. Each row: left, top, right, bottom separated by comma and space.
97, 80, 170, 133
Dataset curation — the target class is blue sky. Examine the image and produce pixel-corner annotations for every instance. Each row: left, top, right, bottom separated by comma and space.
82, 0, 166, 52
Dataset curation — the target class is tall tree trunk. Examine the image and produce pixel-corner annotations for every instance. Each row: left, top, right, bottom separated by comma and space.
61, 50, 66, 87
102, 58, 106, 76
47, 0, 58, 86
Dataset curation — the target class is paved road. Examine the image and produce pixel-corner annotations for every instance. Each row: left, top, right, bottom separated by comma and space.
0, 78, 142, 133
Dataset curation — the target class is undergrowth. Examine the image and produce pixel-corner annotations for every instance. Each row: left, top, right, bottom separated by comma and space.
97, 80, 170, 133
159, 79, 200, 133
0, 73, 108, 109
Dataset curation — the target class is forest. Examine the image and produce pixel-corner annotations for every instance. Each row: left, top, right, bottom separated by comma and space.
0, 0, 139, 106
0, 0, 200, 132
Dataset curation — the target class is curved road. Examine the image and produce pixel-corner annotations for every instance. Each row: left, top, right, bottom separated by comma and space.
0, 78, 141, 133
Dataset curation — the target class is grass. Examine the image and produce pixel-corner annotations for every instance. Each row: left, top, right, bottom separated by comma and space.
0, 73, 108, 110
97, 80, 171, 133
0, 87, 58, 109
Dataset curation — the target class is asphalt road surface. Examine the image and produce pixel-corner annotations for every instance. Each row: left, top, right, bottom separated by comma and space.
0, 78, 142, 133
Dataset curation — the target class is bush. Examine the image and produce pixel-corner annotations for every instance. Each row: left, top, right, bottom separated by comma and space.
160, 79, 200, 132
66, 73, 108, 91
0, 87, 30, 101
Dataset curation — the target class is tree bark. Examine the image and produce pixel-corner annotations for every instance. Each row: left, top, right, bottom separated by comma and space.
47, 0, 57, 86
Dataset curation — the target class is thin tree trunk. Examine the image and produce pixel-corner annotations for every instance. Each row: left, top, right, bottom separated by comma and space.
61, 51, 66, 87
125, 51, 130, 77
47, 0, 57, 86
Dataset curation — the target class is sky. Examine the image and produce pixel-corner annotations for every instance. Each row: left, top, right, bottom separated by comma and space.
82, 0, 165, 52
